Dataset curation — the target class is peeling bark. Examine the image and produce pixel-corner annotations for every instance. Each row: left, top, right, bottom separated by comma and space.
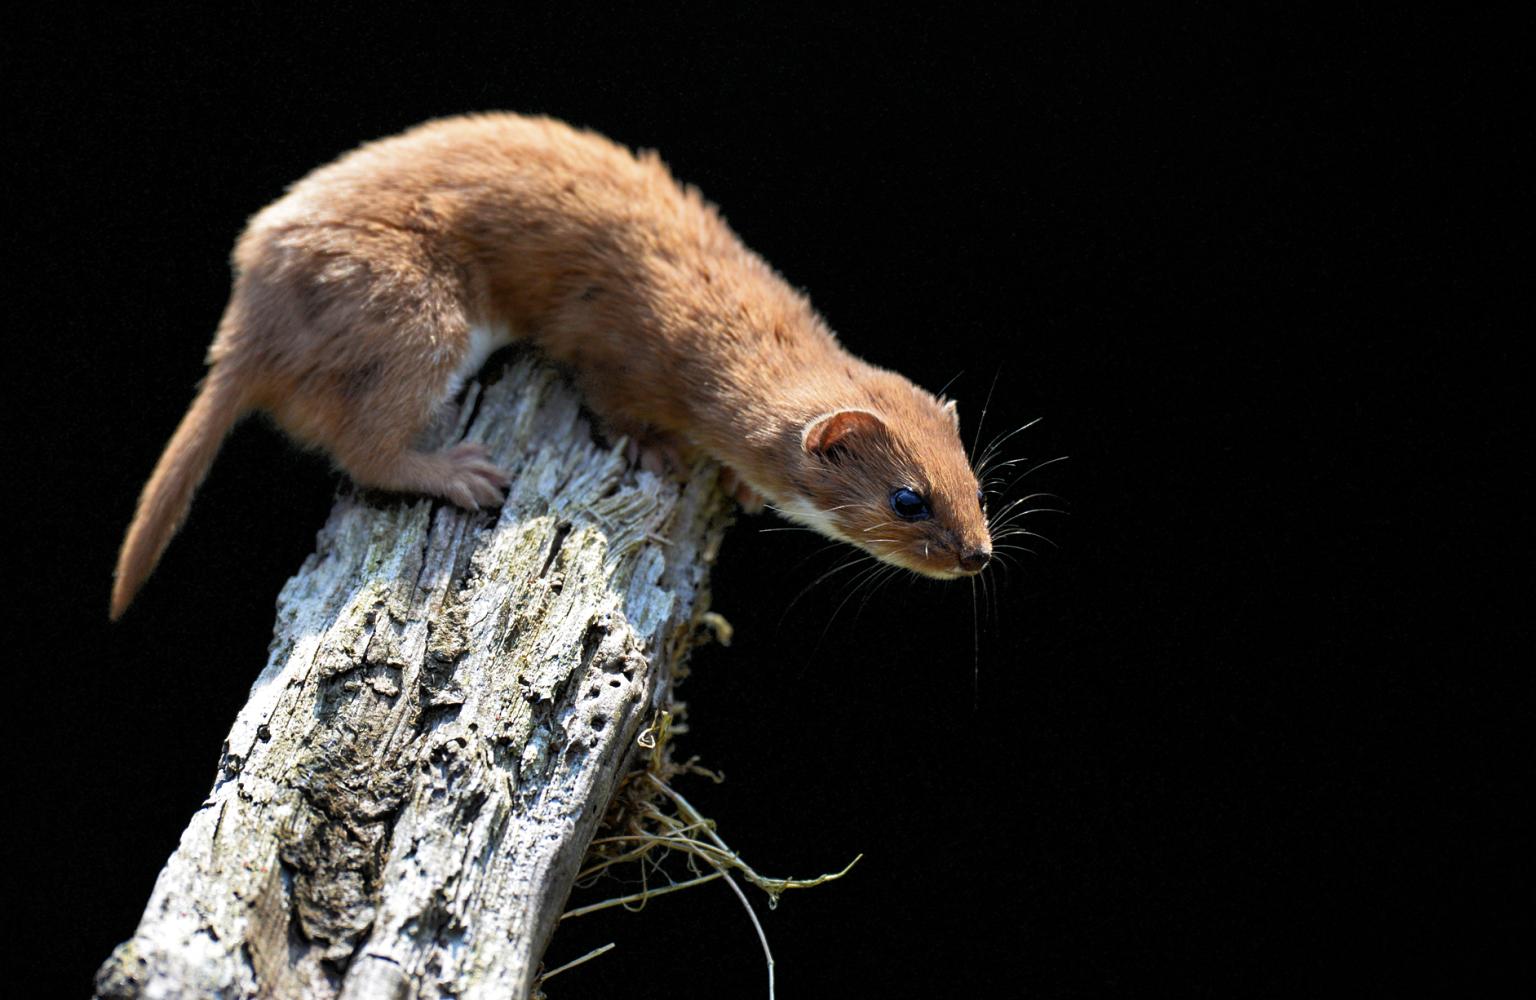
96, 356, 731, 999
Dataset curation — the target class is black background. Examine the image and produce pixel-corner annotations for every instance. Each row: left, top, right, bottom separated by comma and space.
10, 7, 1524, 997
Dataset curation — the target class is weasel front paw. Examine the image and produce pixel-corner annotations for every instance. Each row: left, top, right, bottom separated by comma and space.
720, 467, 765, 513
624, 433, 691, 483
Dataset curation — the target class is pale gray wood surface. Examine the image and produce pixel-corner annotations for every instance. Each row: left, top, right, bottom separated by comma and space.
96, 356, 731, 999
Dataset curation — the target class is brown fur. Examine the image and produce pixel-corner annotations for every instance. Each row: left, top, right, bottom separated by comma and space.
110, 113, 991, 619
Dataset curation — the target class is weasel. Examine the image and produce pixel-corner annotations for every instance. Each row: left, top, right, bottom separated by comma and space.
110, 113, 993, 620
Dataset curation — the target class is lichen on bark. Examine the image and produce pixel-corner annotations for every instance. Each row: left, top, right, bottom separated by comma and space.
96, 355, 732, 1000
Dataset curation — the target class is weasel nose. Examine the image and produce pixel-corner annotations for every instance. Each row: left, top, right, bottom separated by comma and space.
958, 547, 992, 573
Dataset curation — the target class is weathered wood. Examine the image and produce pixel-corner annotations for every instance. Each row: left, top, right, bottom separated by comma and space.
96, 355, 731, 1000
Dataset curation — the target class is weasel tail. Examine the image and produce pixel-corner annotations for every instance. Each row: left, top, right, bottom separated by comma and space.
110, 365, 247, 620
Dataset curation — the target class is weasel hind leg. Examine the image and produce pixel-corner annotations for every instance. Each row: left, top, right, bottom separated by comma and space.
256, 244, 511, 509
338, 438, 509, 509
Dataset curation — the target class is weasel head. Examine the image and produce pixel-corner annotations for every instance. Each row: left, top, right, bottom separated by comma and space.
781, 385, 992, 579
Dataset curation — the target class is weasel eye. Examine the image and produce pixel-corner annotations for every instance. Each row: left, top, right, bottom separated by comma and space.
977, 488, 987, 513
889, 487, 931, 521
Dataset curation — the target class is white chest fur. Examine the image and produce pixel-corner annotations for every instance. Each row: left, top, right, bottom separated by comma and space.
775, 495, 852, 545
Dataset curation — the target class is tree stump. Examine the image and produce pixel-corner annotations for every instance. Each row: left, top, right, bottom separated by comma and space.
96, 355, 733, 999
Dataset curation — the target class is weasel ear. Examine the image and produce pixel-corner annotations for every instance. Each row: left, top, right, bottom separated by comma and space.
802, 408, 887, 459
941, 397, 959, 428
